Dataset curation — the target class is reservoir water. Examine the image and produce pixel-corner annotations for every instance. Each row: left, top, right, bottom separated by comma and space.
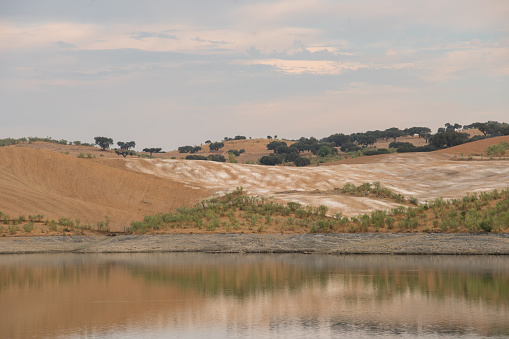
0, 253, 508, 338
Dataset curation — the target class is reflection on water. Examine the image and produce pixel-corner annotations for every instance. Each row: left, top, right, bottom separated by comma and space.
0, 254, 508, 338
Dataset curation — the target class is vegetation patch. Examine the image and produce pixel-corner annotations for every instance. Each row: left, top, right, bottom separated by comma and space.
0, 210, 112, 236
125, 186, 509, 235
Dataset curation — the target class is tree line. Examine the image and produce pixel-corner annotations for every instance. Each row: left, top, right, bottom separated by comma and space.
91, 120, 508, 162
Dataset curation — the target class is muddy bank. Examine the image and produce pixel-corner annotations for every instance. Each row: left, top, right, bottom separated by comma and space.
1, 233, 509, 255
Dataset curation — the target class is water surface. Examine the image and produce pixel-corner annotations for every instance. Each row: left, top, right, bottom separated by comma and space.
0, 254, 508, 338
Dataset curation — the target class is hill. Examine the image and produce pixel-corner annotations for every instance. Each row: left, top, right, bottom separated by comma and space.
0, 147, 212, 231
1, 135, 509, 234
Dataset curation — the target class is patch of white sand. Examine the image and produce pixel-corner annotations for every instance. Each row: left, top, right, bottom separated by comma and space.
125, 156, 509, 215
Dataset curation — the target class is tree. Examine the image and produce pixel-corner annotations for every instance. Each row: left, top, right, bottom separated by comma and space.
472, 122, 500, 137
355, 134, 377, 147
207, 154, 226, 162
209, 142, 224, 151
267, 135, 272, 139
326, 133, 349, 147
115, 149, 136, 158
178, 146, 194, 153
294, 157, 311, 167
205, 140, 211, 144
383, 128, 404, 142
234, 135, 246, 140
117, 141, 135, 150
405, 127, 431, 139
444, 123, 462, 132
340, 142, 361, 153
429, 131, 469, 149
94, 137, 113, 150
259, 154, 283, 166
143, 148, 162, 156
317, 145, 333, 157
267, 141, 287, 151
185, 155, 207, 160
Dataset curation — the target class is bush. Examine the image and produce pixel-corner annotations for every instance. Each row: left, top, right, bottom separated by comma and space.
486, 142, 509, 158
209, 142, 224, 151
185, 155, 207, 160
208, 154, 226, 162
317, 145, 333, 157
267, 141, 287, 151
228, 149, 241, 157
23, 222, 34, 233
294, 157, 311, 167
362, 149, 376, 156
178, 146, 194, 153
259, 154, 284, 166
340, 142, 361, 153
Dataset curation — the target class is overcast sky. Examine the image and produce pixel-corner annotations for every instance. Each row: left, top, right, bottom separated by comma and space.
1, 0, 508, 150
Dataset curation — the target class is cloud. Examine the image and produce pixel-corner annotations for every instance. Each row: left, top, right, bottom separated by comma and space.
1, 0, 508, 150
192, 37, 229, 45
54, 40, 76, 48
128, 31, 178, 41
419, 46, 509, 82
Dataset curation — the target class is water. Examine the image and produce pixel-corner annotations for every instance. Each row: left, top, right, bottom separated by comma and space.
0, 254, 508, 338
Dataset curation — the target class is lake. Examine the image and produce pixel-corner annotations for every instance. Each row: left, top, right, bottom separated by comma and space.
0, 253, 508, 338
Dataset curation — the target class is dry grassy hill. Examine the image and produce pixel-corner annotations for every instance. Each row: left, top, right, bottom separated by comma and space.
434, 135, 509, 156
0, 147, 211, 232
164, 138, 295, 163
1, 133, 508, 234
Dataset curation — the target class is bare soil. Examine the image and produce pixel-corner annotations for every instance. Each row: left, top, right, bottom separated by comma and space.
1, 233, 509, 255
1, 134, 508, 234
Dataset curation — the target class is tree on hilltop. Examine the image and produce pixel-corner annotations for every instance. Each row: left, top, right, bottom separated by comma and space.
143, 148, 162, 156
117, 141, 136, 150
115, 150, 136, 158
94, 137, 113, 150
429, 131, 469, 149
209, 142, 224, 151
383, 128, 404, 142
266, 141, 287, 151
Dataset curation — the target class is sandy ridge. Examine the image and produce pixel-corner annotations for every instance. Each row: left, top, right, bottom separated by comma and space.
1, 234, 509, 255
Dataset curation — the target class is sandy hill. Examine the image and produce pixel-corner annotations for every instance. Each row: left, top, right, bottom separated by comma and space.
434, 135, 509, 156
2, 134, 508, 233
0, 147, 212, 231
164, 138, 295, 163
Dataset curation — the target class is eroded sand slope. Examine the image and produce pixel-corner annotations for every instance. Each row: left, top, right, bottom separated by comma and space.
126, 151, 509, 216
0, 147, 211, 230
1, 137, 509, 231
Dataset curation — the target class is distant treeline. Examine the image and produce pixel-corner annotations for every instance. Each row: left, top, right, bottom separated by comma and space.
0, 136, 94, 147
257, 121, 509, 166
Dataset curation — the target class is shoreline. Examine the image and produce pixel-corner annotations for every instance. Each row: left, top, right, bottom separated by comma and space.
1, 233, 509, 255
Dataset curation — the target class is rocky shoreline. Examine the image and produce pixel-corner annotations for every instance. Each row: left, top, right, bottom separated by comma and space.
1, 233, 509, 255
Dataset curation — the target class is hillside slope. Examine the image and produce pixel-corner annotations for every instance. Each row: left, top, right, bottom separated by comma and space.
0, 147, 211, 231
2, 136, 509, 232
125, 150, 509, 216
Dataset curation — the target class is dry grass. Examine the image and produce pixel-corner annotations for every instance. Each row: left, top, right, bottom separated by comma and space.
2, 132, 509, 235
163, 138, 295, 163
0, 147, 212, 232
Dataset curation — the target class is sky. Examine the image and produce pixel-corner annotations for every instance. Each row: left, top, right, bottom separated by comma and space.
1, 0, 508, 151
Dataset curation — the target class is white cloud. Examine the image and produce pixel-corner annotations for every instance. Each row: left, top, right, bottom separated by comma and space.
1, 0, 508, 148
417, 46, 509, 82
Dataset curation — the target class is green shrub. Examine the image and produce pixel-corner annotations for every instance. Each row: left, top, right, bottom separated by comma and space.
23, 222, 34, 233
